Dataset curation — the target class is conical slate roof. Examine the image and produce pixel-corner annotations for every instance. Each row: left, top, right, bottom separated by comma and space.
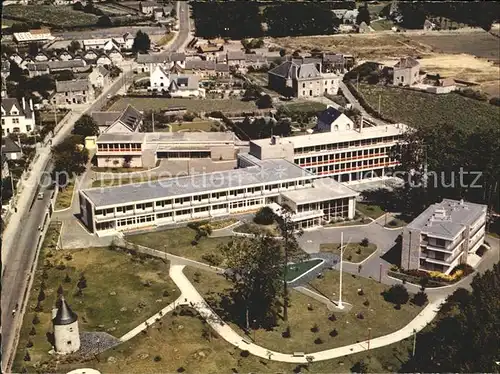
53, 296, 78, 325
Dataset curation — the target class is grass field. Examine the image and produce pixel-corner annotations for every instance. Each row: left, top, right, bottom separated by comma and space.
109, 97, 257, 113
357, 83, 499, 130
157, 32, 175, 46
184, 267, 424, 355
54, 181, 74, 210
356, 202, 385, 219
4, 5, 98, 27
14, 245, 180, 372
67, 301, 415, 373
320, 242, 377, 264
210, 218, 239, 230
280, 100, 327, 113
127, 227, 231, 264
168, 120, 219, 132
233, 222, 281, 237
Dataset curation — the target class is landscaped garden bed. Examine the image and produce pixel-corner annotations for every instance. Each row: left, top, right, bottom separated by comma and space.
320, 239, 377, 263
356, 203, 385, 219
388, 264, 475, 288
233, 222, 281, 237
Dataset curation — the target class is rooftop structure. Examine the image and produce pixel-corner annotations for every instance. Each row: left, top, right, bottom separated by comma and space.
55, 79, 91, 93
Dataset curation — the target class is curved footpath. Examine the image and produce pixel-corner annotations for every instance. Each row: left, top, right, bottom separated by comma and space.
166, 264, 444, 364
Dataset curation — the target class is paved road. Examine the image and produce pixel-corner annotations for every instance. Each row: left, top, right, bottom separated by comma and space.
167, 1, 191, 52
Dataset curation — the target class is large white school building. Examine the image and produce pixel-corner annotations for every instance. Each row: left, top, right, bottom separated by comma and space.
78, 157, 358, 235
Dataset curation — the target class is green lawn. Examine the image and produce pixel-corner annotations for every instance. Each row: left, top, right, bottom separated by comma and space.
357, 83, 499, 130
127, 227, 231, 265
320, 242, 377, 263
4, 5, 98, 27
54, 182, 74, 210
109, 97, 257, 114
233, 222, 281, 237
356, 202, 385, 219
280, 100, 327, 113
13, 244, 180, 372
169, 120, 220, 132
210, 218, 239, 230
183, 267, 424, 356
286, 259, 324, 282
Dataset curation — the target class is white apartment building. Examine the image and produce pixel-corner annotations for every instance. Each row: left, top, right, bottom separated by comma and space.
79, 157, 358, 235
248, 121, 408, 183
402, 199, 487, 274
1, 97, 36, 136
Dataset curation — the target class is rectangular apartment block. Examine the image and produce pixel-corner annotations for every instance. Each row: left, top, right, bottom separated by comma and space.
249, 123, 407, 183
79, 158, 358, 235
401, 199, 487, 274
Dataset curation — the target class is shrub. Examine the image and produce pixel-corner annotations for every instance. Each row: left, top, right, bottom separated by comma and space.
384, 284, 409, 306
310, 323, 319, 333
240, 350, 250, 358
77, 274, 87, 289
153, 355, 162, 362
191, 240, 198, 246
64, 273, 71, 283
24, 351, 31, 362
37, 289, 45, 302
356, 312, 364, 319
29, 326, 36, 336
489, 97, 500, 106
56, 262, 66, 270
64, 254, 73, 261
329, 328, 338, 337
358, 289, 364, 296
412, 291, 428, 306
360, 238, 369, 247
34, 302, 42, 312
363, 300, 370, 307
388, 220, 398, 227
26, 339, 33, 348
57, 285, 64, 296
347, 255, 353, 261
328, 313, 336, 321
32, 314, 40, 325
314, 337, 323, 344
254, 207, 275, 225
163, 290, 170, 297
282, 326, 291, 338
201, 252, 223, 266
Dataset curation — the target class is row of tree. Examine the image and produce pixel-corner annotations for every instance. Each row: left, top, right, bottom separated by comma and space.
191, 1, 364, 38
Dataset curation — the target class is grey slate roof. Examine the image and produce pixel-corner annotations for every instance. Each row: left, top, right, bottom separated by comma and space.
394, 57, 419, 69
227, 51, 246, 61
97, 65, 110, 77
323, 53, 345, 64
82, 158, 312, 208
407, 199, 486, 239
136, 52, 186, 64
317, 107, 343, 126
244, 54, 266, 63
48, 59, 86, 70
1, 137, 22, 154
117, 105, 143, 131
169, 74, 199, 91
215, 63, 229, 73
53, 297, 78, 325
185, 60, 216, 70
55, 79, 90, 92
91, 111, 121, 126
1, 97, 33, 119
27, 62, 49, 71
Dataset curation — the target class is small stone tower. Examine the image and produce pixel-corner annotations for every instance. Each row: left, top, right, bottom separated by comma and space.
52, 296, 80, 355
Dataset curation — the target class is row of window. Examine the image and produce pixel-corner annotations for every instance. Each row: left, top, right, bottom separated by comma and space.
294, 136, 401, 155
97, 143, 142, 151
1, 118, 21, 124
2, 126, 31, 136
305, 158, 397, 174
296, 147, 393, 165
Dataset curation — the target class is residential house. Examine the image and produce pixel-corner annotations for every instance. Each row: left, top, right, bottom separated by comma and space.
197, 43, 223, 54
168, 74, 205, 98
91, 105, 143, 134
96, 54, 113, 66
107, 49, 124, 64
19, 56, 34, 69
82, 39, 120, 51
226, 51, 246, 67
423, 19, 436, 31
1, 59, 10, 79
88, 66, 110, 88
322, 53, 346, 72
81, 50, 99, 61
244, 54, 267, 70
1, 137, 23, 161
184, 60, 216, 78
136, 52, 186, 73
58, 51, 74, 61
149, 65, 170, 91
122, 32, 135, 50
52, 79, 94, 106
140, 1, 159, 15
268, 60, 340, 98
27, 62, 50, 78
215, 63, 230, 77
1, 97, 36, 135
1, 77, 7, 98
393, 57, 420, 86
26, 59, 87, 77
9, 52, 24, 66
316, 106, 355, 133
402, 199, 486, 274
34, 52, 50, 62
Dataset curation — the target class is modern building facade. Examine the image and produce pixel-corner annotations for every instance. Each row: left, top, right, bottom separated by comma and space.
402, 199, 487, 274
248, 121, 408, 183
79, 157, 358, 235
94, 131, 237, 168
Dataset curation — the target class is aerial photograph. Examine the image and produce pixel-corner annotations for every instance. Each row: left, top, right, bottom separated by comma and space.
0, 0, 499, 373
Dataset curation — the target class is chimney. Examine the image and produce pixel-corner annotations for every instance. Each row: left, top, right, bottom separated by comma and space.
22, 97, 26, 110
460, 199, 464, 206
359, 115, 363, 133
29, 98, 33, 111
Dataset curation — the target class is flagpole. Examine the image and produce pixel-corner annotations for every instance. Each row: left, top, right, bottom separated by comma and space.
152, 110, 155, 132
338, 232, 344, 309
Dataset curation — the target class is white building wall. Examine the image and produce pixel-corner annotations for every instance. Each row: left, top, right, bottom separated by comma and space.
54, 321, 80, 355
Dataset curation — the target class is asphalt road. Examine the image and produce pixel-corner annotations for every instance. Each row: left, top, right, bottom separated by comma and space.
1, 6, 192, 371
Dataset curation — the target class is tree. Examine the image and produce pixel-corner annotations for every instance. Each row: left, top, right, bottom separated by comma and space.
52, 135, 89, 183
97, 15, 112, 27
256, 94, 273, 109
356, 6, 371, 26
279, 48, 287, 57
254, 207, 276, 225
73, 1, 84, 11
57, 285, 64, 296
384, 284, 409, 307
8, 60, 25, 82
24, 351, 31, 361
72, 114, 99, 137
77, 273, 87, 289
402, 264, 500, 373
64, 273, 71, 283
132, 30, 151, 54
220, 236, 284, 328
68, 40, 81, 54
411, 290, 428, 306
351, 360, 369, 373
28, 43, 39, 57
37, 289, 45, 302
242, 83, 262, 101
488, 97, 500, 107
360, 238, 369, 247
32, 314, 40, 325
54, 70, 75, 81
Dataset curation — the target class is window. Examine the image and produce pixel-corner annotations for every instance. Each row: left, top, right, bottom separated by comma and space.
12, 118, 19, 124
1, 119, 4, 125
26, 125, 31, 132
67, 341, 72, 345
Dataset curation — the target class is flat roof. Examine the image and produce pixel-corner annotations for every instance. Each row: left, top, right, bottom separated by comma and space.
96, 132, 236, 144
251, 124, 409, 149
407, 199, 486, 240
281, 177, 358, 204
82, 159, 314, 208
